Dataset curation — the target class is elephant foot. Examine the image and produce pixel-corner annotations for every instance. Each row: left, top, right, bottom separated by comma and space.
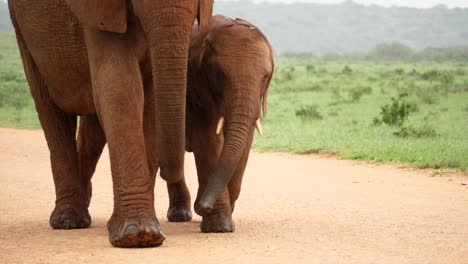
167, 205, 192, 222
107, 216, 165, 248
167, 180, 192, 222
201, 213, 235, 233
50, 204, 91, 229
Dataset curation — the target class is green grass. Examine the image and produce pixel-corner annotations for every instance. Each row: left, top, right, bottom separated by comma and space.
254, 58, 468, 170
1, 32, 467, 170
0, 32, 40, 129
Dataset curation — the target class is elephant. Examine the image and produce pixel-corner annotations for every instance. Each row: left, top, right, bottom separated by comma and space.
8, 0, 213, 247
77, 15, 274, 233
186, 15, 274, 231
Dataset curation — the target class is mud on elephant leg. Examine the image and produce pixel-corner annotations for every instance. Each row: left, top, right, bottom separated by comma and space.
85, 29, 164, 247
77, 115, 106, 207
15, 37, 91, 229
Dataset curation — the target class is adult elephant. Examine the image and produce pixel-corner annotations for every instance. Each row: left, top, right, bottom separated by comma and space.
8, 0, 213, 247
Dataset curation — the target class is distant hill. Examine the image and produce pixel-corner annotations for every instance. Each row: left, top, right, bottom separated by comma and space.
213, 1, 468, 55
2, 0, 468, 55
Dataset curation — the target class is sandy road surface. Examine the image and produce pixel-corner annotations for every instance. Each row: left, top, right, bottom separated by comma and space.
0, 128, 467, 263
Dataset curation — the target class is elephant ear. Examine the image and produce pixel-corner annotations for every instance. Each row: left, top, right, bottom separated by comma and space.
197, 0, 214, 30
262, 58, 275, 117
66, 0, 127, 33
261, 76, 271, 117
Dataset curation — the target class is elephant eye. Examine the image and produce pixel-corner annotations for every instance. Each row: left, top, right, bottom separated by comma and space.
261, 74, 269, 83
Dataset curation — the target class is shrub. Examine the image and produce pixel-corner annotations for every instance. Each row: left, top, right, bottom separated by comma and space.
341, 65, 353, 74
374, 95, 439, 138
330, 86, 342, 100
369, 42, 414, 61
454, 68, 466, 75
409, 69, 418, 76
306, 64, 315, 73
415, 87, 438, 104
394, 125, 438, 138
348, 86, 372, 102
295, 105, 323, 120
309, 84, 323, 92
438, 71, 454, 91
420, 70, 440, 81
395, 68, 405, 75
373, 94, 411, 127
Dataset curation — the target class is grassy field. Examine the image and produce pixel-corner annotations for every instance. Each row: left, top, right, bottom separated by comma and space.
254, 57, 468, 170
1, 32, 467, 170
0, 32, 39, 128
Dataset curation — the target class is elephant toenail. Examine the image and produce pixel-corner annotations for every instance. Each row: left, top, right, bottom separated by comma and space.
124, 225, 139, 236
81, 217, 91, 227
159, 229, 166, 238
145, 225, 158, 234
112, 235, 120, 242
63, 219, 71, 228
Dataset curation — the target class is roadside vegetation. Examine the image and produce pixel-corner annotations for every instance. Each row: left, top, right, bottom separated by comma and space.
254, 56, 468, 170
1, 32, 467, 170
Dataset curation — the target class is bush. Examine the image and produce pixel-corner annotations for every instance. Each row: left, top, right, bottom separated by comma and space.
295, 105, 323, 120
330, 86, 342, 100
394, 125, 438, 138
454, 68, 466, 75
348, 86, 372, 102
341, 65, 353, 74
415, 86, 438, 104
394, 68, 405, 75
374, 94, 439, 138
309, 84, 323, 92
421, 70, 440, 81
409, 69, 418, 76
369, 42, 414, 61
373, 94, 411, 127
306, 64, 315, 73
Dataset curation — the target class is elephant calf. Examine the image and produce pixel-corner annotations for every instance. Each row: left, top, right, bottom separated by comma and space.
186, 15, 274, 232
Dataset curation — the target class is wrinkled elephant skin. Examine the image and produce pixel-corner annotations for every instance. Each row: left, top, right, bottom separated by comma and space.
8, 0, 213, 247
186, 15, 275, 232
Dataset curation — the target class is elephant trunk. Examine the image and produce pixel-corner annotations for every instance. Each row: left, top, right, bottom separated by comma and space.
196, 82, 258, 214
140, 3, 197, 182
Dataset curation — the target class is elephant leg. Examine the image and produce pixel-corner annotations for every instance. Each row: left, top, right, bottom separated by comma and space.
192, 121, 234, 232
142, 79, 158, 186
166, 178, 192, 222
141, 78, 190, 223
143, 78, 192, 223
228, 130, 254, 213
84, 29, 164, 247
15, 35, 90, 229
76, 115, 106, 207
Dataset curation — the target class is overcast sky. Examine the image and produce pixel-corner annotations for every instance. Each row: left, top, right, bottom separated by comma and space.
219, 0, 468, 8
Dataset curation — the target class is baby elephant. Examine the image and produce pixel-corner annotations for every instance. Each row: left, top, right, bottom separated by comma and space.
187, 15, 274, 232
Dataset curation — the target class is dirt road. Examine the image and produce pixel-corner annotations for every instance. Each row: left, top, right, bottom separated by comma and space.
0, 128, 467, 263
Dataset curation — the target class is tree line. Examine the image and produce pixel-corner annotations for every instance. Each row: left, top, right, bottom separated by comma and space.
1, 0, 468, 55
